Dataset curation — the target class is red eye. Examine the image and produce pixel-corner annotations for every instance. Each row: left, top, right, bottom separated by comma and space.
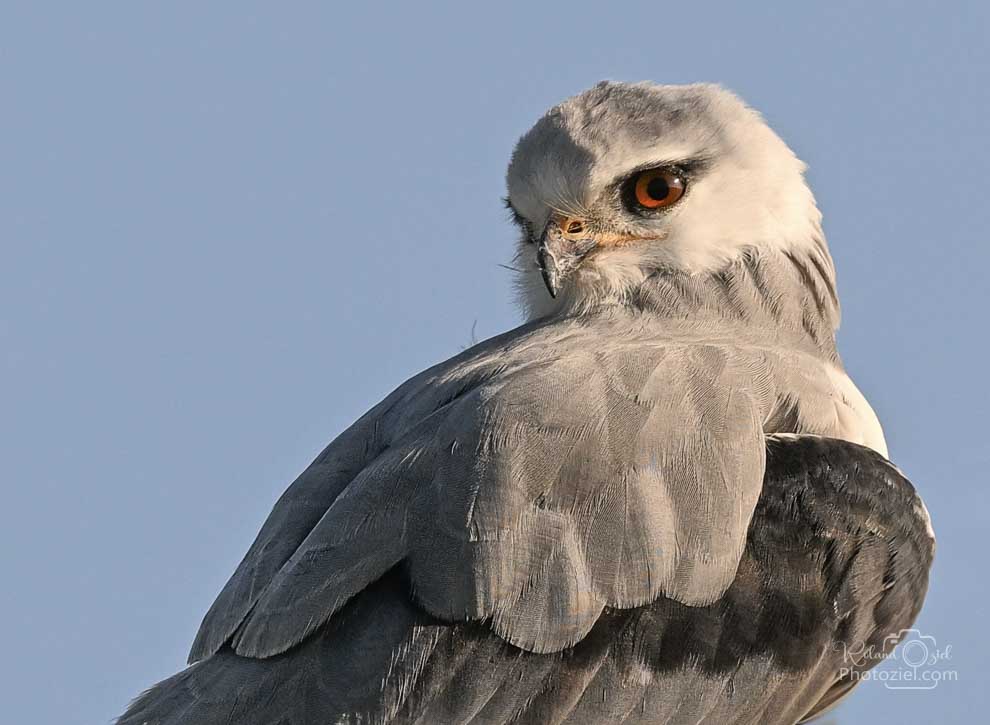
633, 169, 686, 210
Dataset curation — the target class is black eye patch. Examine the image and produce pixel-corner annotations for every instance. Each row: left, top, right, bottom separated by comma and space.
503, 198, 536, 241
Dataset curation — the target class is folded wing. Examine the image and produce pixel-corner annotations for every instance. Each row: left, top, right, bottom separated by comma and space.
121, 436, 934, 725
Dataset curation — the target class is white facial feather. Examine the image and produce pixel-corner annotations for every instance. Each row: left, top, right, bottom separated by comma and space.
506, 81, 825, 320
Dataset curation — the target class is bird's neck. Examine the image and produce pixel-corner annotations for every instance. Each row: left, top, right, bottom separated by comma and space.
628, 246, 841, 362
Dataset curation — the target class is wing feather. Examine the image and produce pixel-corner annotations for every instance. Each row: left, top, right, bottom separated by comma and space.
120, 436, 934, 725
222, 335, 769, 657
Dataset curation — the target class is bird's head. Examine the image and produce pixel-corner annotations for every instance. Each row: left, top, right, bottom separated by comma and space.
506, 81, 828, 320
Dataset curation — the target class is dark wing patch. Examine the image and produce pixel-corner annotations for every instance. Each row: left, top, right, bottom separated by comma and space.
119, 437, 934, 725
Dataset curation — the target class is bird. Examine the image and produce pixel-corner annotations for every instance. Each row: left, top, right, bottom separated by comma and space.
117, 81, 934, 725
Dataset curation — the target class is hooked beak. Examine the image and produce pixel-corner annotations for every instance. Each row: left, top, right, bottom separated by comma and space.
536, 221, 597, 298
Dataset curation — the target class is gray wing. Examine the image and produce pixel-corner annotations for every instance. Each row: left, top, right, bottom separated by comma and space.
192, 322, 770, 661
118, 436, 934, 725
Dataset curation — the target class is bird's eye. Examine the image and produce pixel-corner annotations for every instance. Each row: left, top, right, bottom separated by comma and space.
628, 168, 686, 212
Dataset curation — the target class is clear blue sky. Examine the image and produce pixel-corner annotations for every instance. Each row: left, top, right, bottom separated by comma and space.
2, 2, 987, 723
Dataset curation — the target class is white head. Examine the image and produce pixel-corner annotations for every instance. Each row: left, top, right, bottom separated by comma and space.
505, 81, 828, 320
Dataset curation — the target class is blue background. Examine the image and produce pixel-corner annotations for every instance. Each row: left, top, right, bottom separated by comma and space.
2, 2, 986, 722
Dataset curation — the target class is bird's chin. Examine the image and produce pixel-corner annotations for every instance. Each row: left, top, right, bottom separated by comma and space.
517, 257, 650, 321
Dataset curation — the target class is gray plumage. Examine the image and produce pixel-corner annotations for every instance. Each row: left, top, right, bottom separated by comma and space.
118, 81, 933, 725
